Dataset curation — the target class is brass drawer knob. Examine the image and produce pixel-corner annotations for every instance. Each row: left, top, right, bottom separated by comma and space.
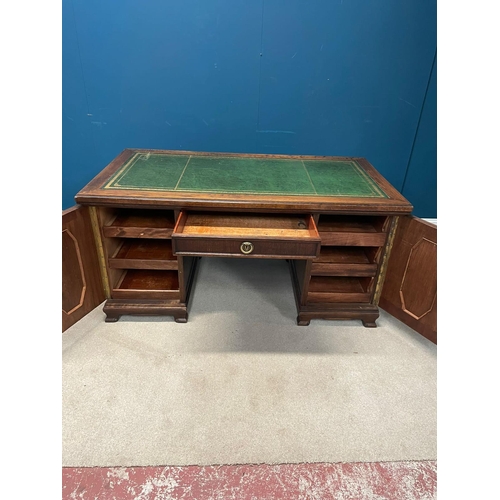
240, 241, 254, 254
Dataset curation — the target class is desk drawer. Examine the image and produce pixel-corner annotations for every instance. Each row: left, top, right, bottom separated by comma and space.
172, 211, 320, 259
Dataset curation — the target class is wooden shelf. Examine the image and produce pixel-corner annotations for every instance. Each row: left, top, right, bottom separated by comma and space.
307, 276, 372, 303
103, 209, 175, 239
318, 215, 388, 232
315, 247, 371, 263
318, 215, 388, 246
109, 239, 178, 270
112, 270, 180, 300
311, 247, 378, 277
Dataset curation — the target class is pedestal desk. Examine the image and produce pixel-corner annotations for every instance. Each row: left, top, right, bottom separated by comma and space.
75, 149, 412, 326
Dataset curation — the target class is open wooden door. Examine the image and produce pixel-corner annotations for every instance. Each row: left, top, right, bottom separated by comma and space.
379, 216, 437, 344
62, 206, 106, 332
62, 208, 437, 341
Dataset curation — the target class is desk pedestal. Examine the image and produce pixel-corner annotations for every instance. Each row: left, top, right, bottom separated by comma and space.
90, 205, 397, 327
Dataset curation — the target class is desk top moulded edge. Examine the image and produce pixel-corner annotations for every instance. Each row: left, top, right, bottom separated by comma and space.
75, 149, 413, 215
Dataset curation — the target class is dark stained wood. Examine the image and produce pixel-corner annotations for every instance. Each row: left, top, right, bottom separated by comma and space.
314, 247, 372, 263
318, 215, 388, 246
112, 239, 175, 259
174, 211, 318, 237
319, 232, 387, 247
311, 247, 378, 276
173, 239, 320, 260
365, 247, 383, 264
95, 207, 122, 295
309, 276, 369, 293
318, 216, 386, 247
103, 299, 189, 323
318, 215, 388, 233
63, 230, 85, 313
109, 240, 177, 270
290, 259, 313, 306
112, 270, 180, 300
172, 211, 321, 259
355, 158, 413, 209
95, 207, 196, 322
62, 206, 105, 332
75, 149, 414, 214
379, 216, 437, 343
103, 209, 175, 239
103, 257, 199, 322
289, 261, 379, 326
178, 256, 199, 304
73, 149, 413, 327
173, 239, 321, 259
311, 262, 377, 277
306, 276, 372, 303
79, 148, 136, 189
117, 269, 179, 290
110, 210, 175, 228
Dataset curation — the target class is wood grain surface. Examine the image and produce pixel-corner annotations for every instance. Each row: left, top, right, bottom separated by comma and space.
62, 206, 105, 332
379, 216, 437, 343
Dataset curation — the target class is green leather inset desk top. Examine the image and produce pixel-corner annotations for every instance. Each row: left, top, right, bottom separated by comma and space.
103, 153, 388, 198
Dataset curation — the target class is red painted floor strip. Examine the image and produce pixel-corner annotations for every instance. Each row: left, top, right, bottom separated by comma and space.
62, 461, 436, 499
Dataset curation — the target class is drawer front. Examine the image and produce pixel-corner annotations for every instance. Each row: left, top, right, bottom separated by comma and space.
172, 211, 321, 259
173, 236, 319, 259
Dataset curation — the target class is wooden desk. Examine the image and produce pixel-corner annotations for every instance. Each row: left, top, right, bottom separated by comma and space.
75, 149, 412, 326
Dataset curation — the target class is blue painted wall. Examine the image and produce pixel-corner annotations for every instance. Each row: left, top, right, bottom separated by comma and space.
63, 0, 436, 216
402, 54, 437, 218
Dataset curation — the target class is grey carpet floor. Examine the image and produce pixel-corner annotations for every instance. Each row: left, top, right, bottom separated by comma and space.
62, 257, 437, 467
